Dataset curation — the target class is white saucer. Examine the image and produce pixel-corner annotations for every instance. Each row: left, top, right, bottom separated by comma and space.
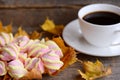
62, 19, 120, 57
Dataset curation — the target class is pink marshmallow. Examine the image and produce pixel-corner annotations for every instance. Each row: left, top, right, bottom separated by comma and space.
45, 40, 63, 58
7, 59, 28, 79
41, 50, 63, 74
25, 58, 45, 74
28, 43, 50, 58
0, 61, 7, 76
0, 43, 20, 61
0, 32, 13, 47
13, 36, 30, 47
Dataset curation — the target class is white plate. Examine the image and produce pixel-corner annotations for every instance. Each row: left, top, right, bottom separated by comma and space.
62, 19, 120, 57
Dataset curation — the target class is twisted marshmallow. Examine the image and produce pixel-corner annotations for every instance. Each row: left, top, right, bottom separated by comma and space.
7, 59, 28, 79
0, 61, 7, 76
17, 39, 40, 53
0, 32, 13, 47
18, 52, 27, 63
28, 43, 50, 58
0, 32, 64, 78
42, 50, 63, 74
0, 43, 20, 61
13, 36, 29, 47
45, 40, 63, 58
25, 58, 44, 74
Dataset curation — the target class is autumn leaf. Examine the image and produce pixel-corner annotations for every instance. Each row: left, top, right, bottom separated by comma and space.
41, 18, 55, 31
3, 23, 12, 33
61, 47, 77, 69
0, 21, 2, 29
14, 27, 29, 37
3, 74, 11, 80
78, 60, 112, 80
20, 68, 42, 80
0, 22, 12, 33
41, 18, 64, 35
30, 31, 42, 39
52, 37, 69, 54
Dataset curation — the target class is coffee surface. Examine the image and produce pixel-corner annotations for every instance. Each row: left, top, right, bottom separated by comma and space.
83, 11, 120, 25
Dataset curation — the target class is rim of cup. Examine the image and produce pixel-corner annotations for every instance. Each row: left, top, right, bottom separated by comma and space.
78, 3, 120, 27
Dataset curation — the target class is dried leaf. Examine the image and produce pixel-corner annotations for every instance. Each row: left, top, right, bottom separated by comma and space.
14, 27, 29, 37
20, 68, 42, 80
78, 60, 112, 80
3, 74, 11, 80
61, 47, 77, 69
3, 23, 12, 33
41, 18, 64, 35
51, 37, 77, 75
41, 18, 55, 31
0, 21, 3, 31
0, 21, 3, 28
52, 37, 69, 54
30, 31, 42, 39
0, 22, 12, 33
55, 25, 64, 35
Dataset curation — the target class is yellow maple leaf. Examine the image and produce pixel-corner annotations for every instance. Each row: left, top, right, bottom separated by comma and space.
3, 23, 12, 33
41, 18, 55, 31
41, 18, 64, 35
0, 22, 12, 33
14, 27, 29, 37
78, 60, 112, 80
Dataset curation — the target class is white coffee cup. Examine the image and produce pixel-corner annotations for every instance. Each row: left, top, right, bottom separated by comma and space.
78, 3, 120, 47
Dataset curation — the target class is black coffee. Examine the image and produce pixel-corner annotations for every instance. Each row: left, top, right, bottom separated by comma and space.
83, 11, 120, 25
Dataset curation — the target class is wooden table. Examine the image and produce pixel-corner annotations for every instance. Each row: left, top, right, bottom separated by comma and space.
0, 0, 120, 80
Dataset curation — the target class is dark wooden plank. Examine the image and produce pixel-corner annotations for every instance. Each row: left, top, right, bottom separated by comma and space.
0, 0, 119, 8
0, 8, 80, 32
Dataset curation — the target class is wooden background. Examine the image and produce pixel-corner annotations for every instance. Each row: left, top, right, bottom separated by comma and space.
0, 0, 120, 80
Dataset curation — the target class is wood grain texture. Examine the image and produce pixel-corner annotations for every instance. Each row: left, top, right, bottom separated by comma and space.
0, 0, 119, 8
0, 8, 79, 34
0, 0, 120, 80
